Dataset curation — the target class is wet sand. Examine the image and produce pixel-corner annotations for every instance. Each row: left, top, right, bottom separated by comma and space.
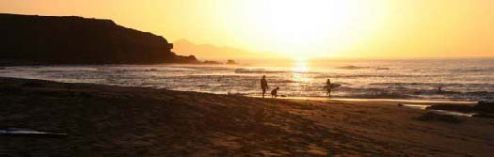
253, 95, 477, 105
1, 77, 493, 156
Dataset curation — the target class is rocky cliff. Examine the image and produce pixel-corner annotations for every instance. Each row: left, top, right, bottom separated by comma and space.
0, 13, 198, 65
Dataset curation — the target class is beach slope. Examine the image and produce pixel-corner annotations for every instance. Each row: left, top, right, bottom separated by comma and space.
1, 77, 493, 156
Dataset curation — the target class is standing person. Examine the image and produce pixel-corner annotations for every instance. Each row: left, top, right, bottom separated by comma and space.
325, 79, 332, 97
260, 75, 269, 98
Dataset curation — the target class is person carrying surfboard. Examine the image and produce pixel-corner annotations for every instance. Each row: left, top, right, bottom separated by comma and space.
260, 75, 269, 98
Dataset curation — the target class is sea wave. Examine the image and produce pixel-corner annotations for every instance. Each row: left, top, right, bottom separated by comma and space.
234, 68, 287, 74
336, 65, 390, 70
336, 65, 370, 70
450, 67, 494, 73
1, 60, 492, 102
314, 74, 442, 79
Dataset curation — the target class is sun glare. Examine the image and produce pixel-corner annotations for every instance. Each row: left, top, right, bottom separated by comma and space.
240, 0, 387, 59
292, 60, 309, 73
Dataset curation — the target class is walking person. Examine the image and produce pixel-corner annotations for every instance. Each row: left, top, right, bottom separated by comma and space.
260, 75, 269, 98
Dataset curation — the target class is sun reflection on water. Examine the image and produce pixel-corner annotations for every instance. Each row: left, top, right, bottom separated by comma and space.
292, 60, 309, 73
291, 60, 312, 83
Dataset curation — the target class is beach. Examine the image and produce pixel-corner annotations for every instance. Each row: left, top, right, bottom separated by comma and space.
2, 3, 494, 157
1, 77, 493, 156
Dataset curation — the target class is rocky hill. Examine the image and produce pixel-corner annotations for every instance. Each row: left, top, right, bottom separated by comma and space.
0, 13, 198, 65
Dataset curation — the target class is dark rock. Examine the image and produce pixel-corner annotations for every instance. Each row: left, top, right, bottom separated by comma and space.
473, 113, 494, 118
174, 55, 200, 64
0, 13, 198, 65
416, 112, 462, 123
473, 101, 494, 113
426, 101, 494, 119
203, 60, 222, 64
426, 104, 473, 113
226, 59, 236, 64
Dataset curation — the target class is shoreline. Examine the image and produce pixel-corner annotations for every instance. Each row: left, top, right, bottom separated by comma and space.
0, 76, 480, 106
250, 95, 477, 105
1, 77, 493, 156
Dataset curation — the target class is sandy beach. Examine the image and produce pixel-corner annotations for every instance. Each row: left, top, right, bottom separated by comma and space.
1, 77, 493, 156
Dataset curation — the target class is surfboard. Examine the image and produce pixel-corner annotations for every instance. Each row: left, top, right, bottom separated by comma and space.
330, 83, 341, 89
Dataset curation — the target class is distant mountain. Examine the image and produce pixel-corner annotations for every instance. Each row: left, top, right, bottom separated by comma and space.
0, 13, 199, 65
173, 39, 258, 60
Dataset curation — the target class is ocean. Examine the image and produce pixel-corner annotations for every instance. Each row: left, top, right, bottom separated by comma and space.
1, 59, 492, 101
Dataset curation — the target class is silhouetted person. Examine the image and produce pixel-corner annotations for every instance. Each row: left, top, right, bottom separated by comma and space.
271, 87, 280, 98
325, 79, 332, 97
437, 85, 443, 93
260, 75, 269, 98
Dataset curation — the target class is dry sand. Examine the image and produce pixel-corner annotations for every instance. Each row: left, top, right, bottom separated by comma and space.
1, 77, 493, 156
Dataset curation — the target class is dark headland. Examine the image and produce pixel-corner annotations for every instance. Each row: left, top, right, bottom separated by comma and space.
0, 13, 198, 65
1, 77, 494, 156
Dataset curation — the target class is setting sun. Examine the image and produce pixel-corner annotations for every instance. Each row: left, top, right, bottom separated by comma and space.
240, 0, 387, 59
292, 60, 310, 73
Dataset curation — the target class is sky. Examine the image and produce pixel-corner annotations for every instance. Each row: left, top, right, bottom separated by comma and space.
1, 0, 494, 60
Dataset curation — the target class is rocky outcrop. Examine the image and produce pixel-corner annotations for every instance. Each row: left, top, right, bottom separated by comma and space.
426, 101, 494, 118
226, 59, 236, 64
0, 13, 199, 65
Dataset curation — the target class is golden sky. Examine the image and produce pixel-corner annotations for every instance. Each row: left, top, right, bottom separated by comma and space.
1, 0, 493, 59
